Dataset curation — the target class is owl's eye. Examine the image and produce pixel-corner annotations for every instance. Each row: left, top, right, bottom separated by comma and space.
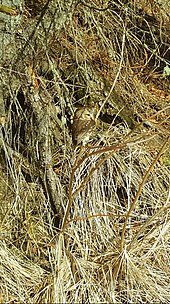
84, 113, 92, 118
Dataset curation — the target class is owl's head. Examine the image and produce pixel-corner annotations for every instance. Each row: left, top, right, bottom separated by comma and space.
74, 107, 96, 121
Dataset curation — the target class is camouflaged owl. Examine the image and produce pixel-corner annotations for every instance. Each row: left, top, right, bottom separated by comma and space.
71, 107, 96, 146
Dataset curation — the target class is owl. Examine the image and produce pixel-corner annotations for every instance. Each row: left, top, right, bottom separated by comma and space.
71, 107, 96, 146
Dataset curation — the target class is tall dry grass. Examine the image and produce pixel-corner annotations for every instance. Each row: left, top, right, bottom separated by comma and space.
0, 0, 170, 302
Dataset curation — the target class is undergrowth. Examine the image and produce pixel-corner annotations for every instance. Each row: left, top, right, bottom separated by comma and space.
0, 0, 170, 303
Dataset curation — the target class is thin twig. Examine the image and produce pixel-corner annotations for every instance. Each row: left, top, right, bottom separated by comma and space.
120, 136, 170, 252
61, 132, 157, 233
95, 24, 126, 120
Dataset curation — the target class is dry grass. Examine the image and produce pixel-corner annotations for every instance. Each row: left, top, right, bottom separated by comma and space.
0, 0, 170, 303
